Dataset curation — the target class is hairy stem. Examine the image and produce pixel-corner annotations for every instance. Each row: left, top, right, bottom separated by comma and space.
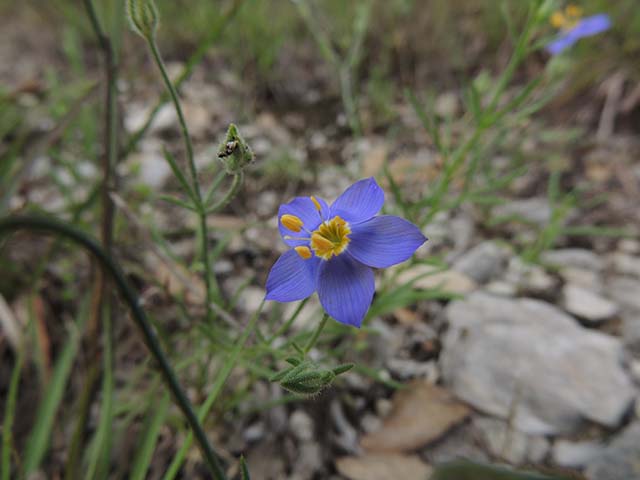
303, 313, 329, 355
147, 36, 219, 315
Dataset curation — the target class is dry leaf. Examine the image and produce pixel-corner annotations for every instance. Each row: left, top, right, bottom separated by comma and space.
336, 453, 432, 480
361, 381, 470, 452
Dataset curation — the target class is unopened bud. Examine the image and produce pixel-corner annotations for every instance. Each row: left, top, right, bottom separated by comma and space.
218, 124, 254, 174
126, 0, 159, 40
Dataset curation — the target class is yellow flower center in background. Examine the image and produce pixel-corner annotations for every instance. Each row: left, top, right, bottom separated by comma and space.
311, 216, 351, 260
550, 4, 583, 29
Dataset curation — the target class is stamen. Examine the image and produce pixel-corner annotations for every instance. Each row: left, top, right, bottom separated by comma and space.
310, 196, 322, 211
550, 11, 567, 28
294, 246, 312, 259
281, 214, 304, 232
310, 196, 325, 222
311, 233, 334, 250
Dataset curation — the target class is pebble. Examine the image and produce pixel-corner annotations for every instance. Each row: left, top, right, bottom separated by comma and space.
586, 422, 640, 480
452, 241, 510, 284
473, 416, 550, 465
552, 439, 603, 468
561, 283, 619, 324
541, 248, 605, 271
290, 410, 315, 442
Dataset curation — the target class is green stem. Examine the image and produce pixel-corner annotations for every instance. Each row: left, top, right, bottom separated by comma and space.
147, 36, 219, 314
163, 300, 264, 480
0, 216, 227, 480
267, 298, 309, 345
123, 0, 245, 156
303, 313, 329, 355
207, 172, 243, 213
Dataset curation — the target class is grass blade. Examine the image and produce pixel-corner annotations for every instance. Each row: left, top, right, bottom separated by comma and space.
23, 297, 90, 476
130, 392, 171, 480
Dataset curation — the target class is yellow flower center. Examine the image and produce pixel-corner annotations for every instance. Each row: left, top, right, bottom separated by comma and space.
310, 216, 351, 260
550, 4, 583, 29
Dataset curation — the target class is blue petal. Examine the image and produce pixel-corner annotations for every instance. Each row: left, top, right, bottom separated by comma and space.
330, 177, 384, 224
547, 14, 611, 55
278, 196, 329, 247
572, 14, 611, 38
266, 250, 320, 302
347, 215, 427, 268
317, 254, 374, 328
546, 33, 579, 55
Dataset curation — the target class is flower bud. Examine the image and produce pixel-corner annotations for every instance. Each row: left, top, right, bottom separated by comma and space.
218, 124, 254, 174
126, 0, 159, 40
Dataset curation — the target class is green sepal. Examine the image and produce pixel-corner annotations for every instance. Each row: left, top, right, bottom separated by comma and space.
217, 123, 254, 174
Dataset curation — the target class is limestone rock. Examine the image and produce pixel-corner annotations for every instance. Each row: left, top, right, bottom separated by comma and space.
441, 292, 635, 435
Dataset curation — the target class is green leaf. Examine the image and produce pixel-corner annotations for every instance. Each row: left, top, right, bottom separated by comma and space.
239, 455, 251, 480
2, 335, 25, 480
161, 147, 199, 205
158, 194, 199, 212
130, 392, 171, 480
23, 297, 90, 475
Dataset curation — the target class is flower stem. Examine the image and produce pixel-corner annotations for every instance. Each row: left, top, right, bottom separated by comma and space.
147, 36, 220, 314
0, 216, 227, 480
207, 172, 243, 213
303, 313, 329, 355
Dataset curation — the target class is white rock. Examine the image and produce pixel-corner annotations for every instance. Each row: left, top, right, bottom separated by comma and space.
453, 241, 510, 284
541, 248, 605, 271
586, 423, 640, 480
440, 292, 635, 435
473, 416, 550, 465
493, 198, 553, 226
290, 410, 315, 442
553, 439, 603, 468
610, 252, 640, 279
561, 284, 619, 323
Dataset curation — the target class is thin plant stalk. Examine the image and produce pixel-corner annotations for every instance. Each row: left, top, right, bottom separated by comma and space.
0, 216, 227, 480
146, 36, 220, 317
303, 313, 329, 355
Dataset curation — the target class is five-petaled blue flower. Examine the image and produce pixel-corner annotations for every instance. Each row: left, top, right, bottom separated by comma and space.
265, 178, 427, 328
547, 12, 611, 55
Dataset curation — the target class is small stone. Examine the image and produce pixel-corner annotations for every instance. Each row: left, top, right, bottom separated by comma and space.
553, 439, 603, 468
395, 265, 477, 295
607, 276, 640, 311
290, 410, 314, 442
452, 241, 510, 284
473, 416, 550, 465
559, 267, 602, 291
484, 280, 517, 297
610, 252, 640, 279
504, 257, 557, 295
586, 423, 640, 480
493, 198, 554, 227
541, 248, 605, 272
618, 239, 640, 254
561, 284, 619, 323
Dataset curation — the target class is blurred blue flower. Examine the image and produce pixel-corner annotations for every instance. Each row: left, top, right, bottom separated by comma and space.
547, 13, 611, 55
266, 178, 427, 327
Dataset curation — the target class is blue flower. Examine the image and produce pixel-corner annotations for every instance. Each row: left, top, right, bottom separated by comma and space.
265, 178, 427, 327
546, 13, 611, 55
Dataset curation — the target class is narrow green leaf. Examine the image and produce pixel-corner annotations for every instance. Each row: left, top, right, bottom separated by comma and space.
161, 147, 199, 205
23, 298, 90, 475
130, 392, 170, 480
158, 194, 199, 212
2, 340, 25, 480
239, 455, 250, 480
